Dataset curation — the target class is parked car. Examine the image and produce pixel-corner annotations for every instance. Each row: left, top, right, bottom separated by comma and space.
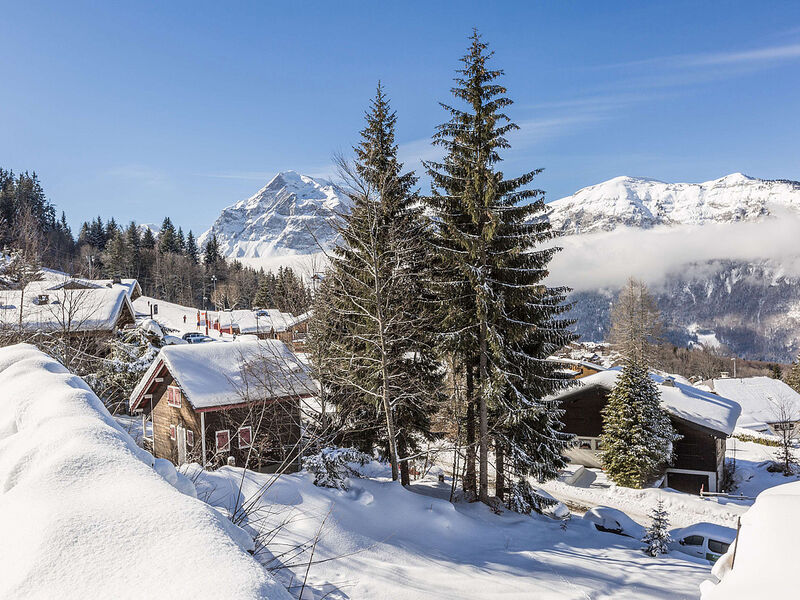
583, 506, 646, 539
183, 333, 214, 344
182, 332, 205, 342
670, 522, 736, 563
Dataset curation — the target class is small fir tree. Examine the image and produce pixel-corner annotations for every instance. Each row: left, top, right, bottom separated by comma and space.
599, 361, 677, 488
642, 498, 671, 557
185, 230, 198, 264
203, 233, 222, 266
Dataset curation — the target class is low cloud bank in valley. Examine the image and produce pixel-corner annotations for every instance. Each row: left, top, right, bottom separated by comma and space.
547, 211, 800, 291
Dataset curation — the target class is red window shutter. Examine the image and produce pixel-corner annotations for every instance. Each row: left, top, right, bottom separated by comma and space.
186, 430, 194, 446
169, 424, 176, 440
238, 426, 252, 449
216, 430, 230, 452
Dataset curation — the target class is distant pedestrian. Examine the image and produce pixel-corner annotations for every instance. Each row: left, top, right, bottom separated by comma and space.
183, 315, 187, 324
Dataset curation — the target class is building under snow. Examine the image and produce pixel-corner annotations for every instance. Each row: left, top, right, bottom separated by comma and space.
130, 339, 315, 470
551, 369, 741, 493
701, 376, 800, 436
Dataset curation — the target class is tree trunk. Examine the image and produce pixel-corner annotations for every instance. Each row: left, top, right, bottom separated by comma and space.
399, 436, 410, 486
479, 322, 489, 504
464, 365, 477, 496
495, 439, 505, 501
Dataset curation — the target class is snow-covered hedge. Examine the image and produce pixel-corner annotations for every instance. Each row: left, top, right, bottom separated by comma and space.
0, 344, 290, 600
302, 447, 372, 490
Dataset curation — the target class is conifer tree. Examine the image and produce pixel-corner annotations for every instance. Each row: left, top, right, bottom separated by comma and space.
424, 31, 574, 501
203, 233, 222, 266
158, 217, 177, 254
141, 227, 156, 250
185, 230, 198, 264
600, 361, 677, 488
176, 227, 186, 254
313, 84, 441, 485
642, 499, 671, 556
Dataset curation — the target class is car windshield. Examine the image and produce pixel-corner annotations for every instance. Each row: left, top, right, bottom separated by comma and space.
708, 539, 730, 554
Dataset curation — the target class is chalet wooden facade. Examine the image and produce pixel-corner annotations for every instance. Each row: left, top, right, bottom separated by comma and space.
130, 339, 315, 471
552, 370, 740, 493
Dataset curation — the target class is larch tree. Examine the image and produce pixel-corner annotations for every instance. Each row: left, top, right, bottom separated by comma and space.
786, 353, 800, 394
424, 30, 575, 502
608, 277, 663, 366
314, 84, 442, 485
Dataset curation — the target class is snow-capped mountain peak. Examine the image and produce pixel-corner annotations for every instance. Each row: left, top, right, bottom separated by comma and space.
544, 173, 800, 234
199, 171, 348, 259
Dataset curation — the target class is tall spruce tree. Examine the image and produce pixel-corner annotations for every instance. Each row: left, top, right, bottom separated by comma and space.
203, 233, 222, 266
185, 230, 198, 264
314, 84, 441, 485
599, 361, 676, 488
424, 31, 575, 501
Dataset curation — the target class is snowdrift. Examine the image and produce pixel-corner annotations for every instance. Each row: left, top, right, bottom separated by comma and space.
701, 480, 800, 599
0, 344, 290, 600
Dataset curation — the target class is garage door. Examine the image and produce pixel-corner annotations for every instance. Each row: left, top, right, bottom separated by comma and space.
666, 472, 709, 494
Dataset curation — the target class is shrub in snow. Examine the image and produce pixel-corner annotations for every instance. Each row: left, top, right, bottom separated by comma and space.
302, 447, 372, 490
506, 479, 558, 515
642, 499, 671, 557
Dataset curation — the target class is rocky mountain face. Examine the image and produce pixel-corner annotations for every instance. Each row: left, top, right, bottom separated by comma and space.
548, 174, 800, 362
199, 171, 349, 258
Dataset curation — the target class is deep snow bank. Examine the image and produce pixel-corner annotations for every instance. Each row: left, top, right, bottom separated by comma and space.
0, 344, 290, 600
701, 480, 800, 599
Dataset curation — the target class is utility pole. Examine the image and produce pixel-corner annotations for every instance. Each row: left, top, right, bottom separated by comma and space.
211, 275, 218, 311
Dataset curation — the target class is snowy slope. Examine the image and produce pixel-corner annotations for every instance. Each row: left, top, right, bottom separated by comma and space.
190, 464, 712, 599
199, 171, 349, 259
0, 344, 290, 600
545, 173, 800, 234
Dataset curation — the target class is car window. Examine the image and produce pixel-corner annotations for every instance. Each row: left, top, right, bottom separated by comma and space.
708, 539, 730, 554
682, 535, 704, 546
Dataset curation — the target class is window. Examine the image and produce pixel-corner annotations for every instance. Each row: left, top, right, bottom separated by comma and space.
167, 386, 182, 408
237, 426, 253, 449
708, 539, 730, 554
169, 424, 176, 440
681, 535, 704, 547
578, 438, 592, 450
186, 429, 194, 446
215, 430, 230, 452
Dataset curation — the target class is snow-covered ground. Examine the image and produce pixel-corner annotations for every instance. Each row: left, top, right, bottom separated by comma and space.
540, 437, 800, 530
188, 463, 713, 599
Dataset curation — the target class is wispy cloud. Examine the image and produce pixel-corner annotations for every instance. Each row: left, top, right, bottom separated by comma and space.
602, 41, 800, 71
106, 164, 170, 187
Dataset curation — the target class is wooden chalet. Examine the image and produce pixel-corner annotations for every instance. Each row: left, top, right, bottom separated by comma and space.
130, 339, 315, 471
552, 370, 741, 493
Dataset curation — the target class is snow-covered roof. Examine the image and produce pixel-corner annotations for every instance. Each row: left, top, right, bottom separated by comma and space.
552, 368, 741, 435
701, 480, 800, 599
0, 282, 133, 332
0, 343, 290, 600
546, 356, 607, 373
706, 377, 800, 428
131, 338, 315, 411
45, 276, 141, 298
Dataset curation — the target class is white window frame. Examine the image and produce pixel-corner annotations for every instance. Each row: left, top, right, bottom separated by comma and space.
216, 429, 230, 453
169, 424, 176, 440
237, 426, 253, 449
167, 385, 182, 408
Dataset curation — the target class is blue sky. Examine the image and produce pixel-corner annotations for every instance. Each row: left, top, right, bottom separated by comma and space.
2, 1, 800, 235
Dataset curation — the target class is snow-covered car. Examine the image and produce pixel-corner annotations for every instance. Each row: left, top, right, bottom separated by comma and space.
182, 332, 205, 342
182, 333, 214, 344
671, 522, 735, 563
582, 507, 646, 539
